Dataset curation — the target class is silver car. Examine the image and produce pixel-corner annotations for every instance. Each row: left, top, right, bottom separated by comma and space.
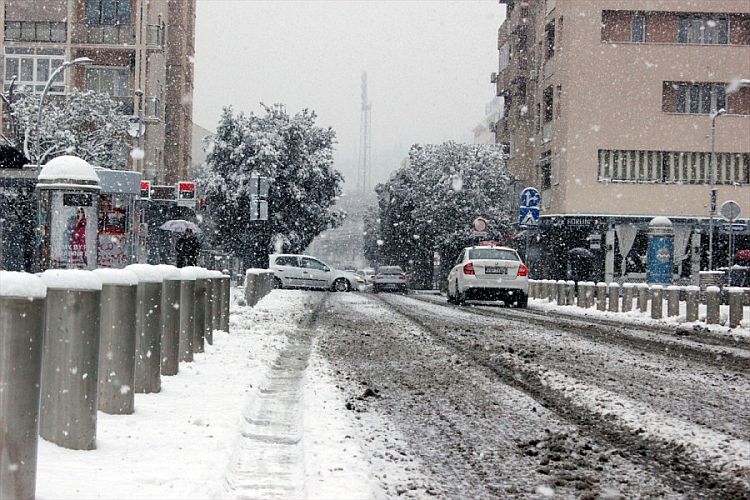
373, 266, 409, 293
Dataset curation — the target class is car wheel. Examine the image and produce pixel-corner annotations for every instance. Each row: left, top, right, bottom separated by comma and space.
373, 285, 380, 294
447, 286, 455, 304
272, 277, 283, 289
333, 278, 349, 292
515, 293, 528, 308
456, 282, 466, 305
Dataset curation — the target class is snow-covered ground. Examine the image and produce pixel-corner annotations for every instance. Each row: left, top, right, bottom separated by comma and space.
35, 289, 386, 499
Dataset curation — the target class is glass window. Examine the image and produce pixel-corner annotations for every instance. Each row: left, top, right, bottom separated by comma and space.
85, 66, 130, 97
676, 85, 686, 113
468, 249, 519, 261
679, 16, 729, 44
4, 50, 65, 94
689, 85, 699, 113
378, 266, 403, 275
5, 58, 18, 81
275, 256, 298, 267
87, 0, 132, 25
631, 13, 645, 43
301, 258, 328, 271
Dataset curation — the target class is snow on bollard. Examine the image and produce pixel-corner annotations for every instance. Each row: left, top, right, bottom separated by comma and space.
650, 285, 664, 319
666, 285, 681, 318
685, 285, 700, 322
705, 286, 721, 325
178, 267, 198, 362
92, 269, 138, 415
125, 264, 164, 394
39, 270, 102, 450
221, 273, 231, 333
727, 287, 744, 328
155, 265, 182, 375
608, 283, 620, 312
0, 272, 47, 500
637, 283, 650, 313
621, 283, 634, 312
596, 282, 607, 311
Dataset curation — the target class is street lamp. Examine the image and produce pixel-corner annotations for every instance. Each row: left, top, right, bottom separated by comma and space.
34, 57, 93, 168
708, 107, 726, 271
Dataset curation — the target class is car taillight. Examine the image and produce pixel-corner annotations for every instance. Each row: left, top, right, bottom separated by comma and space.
463, 262, 475, 275
517, 263, 529, 277
399, 274, 407, 280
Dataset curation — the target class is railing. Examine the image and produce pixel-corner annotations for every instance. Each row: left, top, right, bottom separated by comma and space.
4, 21, 66, 43
71, 23, 136, 45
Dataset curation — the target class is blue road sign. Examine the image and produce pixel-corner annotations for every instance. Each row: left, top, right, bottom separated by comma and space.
519, 187, 541, 227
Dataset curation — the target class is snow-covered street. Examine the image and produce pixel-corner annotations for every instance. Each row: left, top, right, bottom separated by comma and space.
32, 288, 750, 499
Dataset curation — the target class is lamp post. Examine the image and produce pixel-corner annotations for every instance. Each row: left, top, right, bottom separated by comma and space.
708, 107, 726, 271
34, 57, 93, 168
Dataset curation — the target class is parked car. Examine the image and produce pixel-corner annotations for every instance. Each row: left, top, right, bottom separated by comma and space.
446, 245, 528, 307
373, 265, 409, 293
356, 268, 376, 284
269, 254, 359, 292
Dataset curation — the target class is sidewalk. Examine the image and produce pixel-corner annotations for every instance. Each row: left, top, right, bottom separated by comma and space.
35, 290, 380, 499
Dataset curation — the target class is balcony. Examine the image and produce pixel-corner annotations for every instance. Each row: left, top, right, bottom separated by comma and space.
5, 21, 66, 43
146, 24, 165, 49
71, 23, 136, 46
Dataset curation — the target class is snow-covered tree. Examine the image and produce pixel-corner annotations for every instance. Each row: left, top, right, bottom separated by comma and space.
2, 87, 130, 169
372, 141, 513, 288
200, 105, 343, 268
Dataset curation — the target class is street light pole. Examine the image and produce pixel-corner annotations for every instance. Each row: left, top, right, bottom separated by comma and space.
34, 57, 93, 169
708, 107, 726, 271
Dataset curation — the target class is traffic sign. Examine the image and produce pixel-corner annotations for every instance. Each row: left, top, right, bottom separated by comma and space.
520, 187, 540, 208
519, 187, 541, 228
472, 217, 489, 236
720, 200, 741, 221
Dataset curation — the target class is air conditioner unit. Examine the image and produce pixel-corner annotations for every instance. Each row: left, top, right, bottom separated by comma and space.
529, 69, 538, 81
490, 72, 498, 84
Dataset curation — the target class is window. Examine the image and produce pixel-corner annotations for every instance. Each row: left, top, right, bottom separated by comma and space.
300, 257, 329, 271
540, 151, 552, 189
673, 83, 726, 114
274, 256, 299, 267
543, 86, 554, 123
4, 49, 65, 94
498, 43, 510, 72
468, 249, 519, 261
545, 21, 555, 60
678, 16, 728, 44
86, 0, 132, 25
85, 66, 129, 97
632, 13, 645, 42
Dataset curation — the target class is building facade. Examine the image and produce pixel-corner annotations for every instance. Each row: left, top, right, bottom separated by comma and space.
496, 0, 750, 282
0, 0, 196, 184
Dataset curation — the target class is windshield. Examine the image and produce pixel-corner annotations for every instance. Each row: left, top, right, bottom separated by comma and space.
468, 249, 519, 261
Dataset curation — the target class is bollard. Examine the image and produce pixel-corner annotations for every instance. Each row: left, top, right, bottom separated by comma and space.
577, 282, 587, 308
245, 270, 259, 307
596, 282, 607, 311
156, 265, 182, 375
580, 281, 592, 308
178, 267, 198, 362
685, 285, 700, 322
186, 267, 209, 354
556, 280, 566, 305
728, 287, 744, 328
608, 283, 620, 312
705, 286, 721, 325
92, 269, 138, 415
666, 285, 681, 318
39, 270, 102, 450
651, 285, 664, 319
221, 274, 231, 333
529, 280, 537, 299
637, 283, 649, 313
0, 272, 47, 500
621, 283, 634, 312
566, 280, 576, 305
208, 271, 224, 338
204, 274, 214, 346
126, 264, 164, 394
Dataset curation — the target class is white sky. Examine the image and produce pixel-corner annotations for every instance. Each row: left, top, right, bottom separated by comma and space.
193, 0, 505, 187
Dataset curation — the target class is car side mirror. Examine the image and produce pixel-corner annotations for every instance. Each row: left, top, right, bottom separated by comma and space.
324, 267, 330, 272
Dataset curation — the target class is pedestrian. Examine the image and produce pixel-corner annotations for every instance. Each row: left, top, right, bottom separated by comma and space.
176, 228, 200, 267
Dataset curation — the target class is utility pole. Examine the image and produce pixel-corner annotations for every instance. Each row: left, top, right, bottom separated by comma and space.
357, 72, 372, 193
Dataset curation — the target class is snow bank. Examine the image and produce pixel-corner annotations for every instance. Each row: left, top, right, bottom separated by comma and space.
40, 269, 102, 291
92, 269, 138, 286
38, 155, 99, 183
155, 264, 181, 280
0, 271, 47, 299
124, 264, 165, 283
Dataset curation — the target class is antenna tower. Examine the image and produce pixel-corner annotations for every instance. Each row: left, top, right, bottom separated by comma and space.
357, 72, 372, 193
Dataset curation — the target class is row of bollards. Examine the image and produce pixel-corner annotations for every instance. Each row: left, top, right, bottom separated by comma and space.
0, 265, 233, 500
529, 279, 749, 328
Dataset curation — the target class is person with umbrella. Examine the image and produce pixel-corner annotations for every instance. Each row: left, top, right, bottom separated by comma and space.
175, 228, 200, 268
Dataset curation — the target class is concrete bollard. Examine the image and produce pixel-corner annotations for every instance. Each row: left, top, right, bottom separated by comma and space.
685, 285, 700, 322
622, 283, 634, 312
39, 270, 102, 450
208, 271, 224, 337
547, 280, 555, 303
608, 283, 620, 312
156, 265, 182, 375
0, 272, 47, 499
126, 264, 164, 394
204, 275, 214, 346
705, 286, 721, 325
529, 280, 537, 299
637, 283, 649, 313
245, 270, 259, 307
727, 287, 744, 328
577, 282, 587, 308
187, 267, 209, 354
221, 274, 231, 333
651, 285, 664, 319
556, 280, 566, 305
566, 280, 576, 305
178, 268, 198, 362
666, 285, 681, 318
596, 282, 607, 311
92, 269, 138, 415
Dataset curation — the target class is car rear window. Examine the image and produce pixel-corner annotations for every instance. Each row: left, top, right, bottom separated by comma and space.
378, 267, 403, 275
468, 248, 519, 261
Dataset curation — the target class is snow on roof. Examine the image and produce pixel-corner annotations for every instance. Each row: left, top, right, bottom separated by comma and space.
92, 268, 138, 286
155, 264, 182, 280
40, 269, 102, 291
38, 155, 100, 184
125, 264, 165, 283
0, 271, 47, 299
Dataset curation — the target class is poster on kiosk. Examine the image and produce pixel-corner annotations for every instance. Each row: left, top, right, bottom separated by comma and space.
48, 191, 98, 268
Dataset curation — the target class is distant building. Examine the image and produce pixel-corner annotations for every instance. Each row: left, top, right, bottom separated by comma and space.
495, 0, 750, 282
0, 0, 196, 184
473, 96, 502, 145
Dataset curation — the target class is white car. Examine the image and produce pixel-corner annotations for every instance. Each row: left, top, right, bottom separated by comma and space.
356, 268, 376, 284
269, 254, 359, 292
446, 245, 529, 307
373, 266, 409, 293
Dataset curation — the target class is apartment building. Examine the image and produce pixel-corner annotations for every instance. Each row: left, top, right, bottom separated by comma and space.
495, 0, 750, 282
0, 0, 196, 184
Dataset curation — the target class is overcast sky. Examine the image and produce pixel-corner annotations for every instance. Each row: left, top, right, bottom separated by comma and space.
193, 0, 505, 188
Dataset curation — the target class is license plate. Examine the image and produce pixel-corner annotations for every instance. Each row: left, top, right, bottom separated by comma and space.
485, 266, 507, 274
